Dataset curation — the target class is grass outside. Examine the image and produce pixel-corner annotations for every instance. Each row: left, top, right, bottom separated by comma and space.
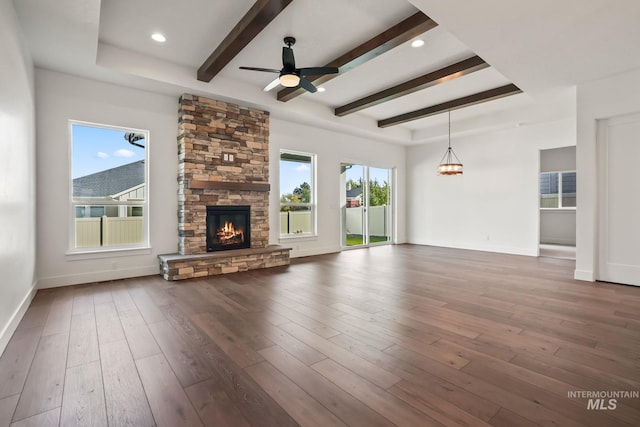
345, 235, 389, 246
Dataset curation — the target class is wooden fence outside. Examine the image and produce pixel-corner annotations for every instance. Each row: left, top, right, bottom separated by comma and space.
75, 216, 143, 247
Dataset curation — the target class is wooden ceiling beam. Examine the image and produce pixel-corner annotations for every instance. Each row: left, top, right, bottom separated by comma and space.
197, 0, 293, 82
335, 56, 488, 117
277, 11, 438, 102
377, 83, 522, 128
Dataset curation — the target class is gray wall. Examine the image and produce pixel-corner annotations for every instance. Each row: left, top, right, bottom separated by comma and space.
540, 146, 576, 246
541, 145, 576, 172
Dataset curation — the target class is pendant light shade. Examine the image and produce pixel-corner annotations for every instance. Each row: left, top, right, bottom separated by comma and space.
438, 111, 463, 176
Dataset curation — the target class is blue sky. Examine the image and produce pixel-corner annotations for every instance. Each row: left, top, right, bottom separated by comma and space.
345, 164, 390, 187
280, 160, 311, 196
72, 124, 145, 178
72, 127, 390, 191
280, 160, 390, 196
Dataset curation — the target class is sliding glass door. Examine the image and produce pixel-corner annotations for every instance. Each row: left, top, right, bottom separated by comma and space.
341, 163, 366, 247
341, 163, 392, 248
368, 167, 392, 245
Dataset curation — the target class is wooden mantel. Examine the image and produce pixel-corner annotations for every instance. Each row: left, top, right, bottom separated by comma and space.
187, 180, 271, 192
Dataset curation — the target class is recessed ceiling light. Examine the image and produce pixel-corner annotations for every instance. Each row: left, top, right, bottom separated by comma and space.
317, 87, 326, 92
411, 39, 424, 48
151, 33, 166, 43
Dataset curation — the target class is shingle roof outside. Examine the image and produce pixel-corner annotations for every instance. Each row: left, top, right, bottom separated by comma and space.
73, 160, 144, 197
346, 187, 362, 198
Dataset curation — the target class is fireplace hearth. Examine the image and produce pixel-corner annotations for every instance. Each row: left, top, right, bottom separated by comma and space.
206, 206, 250, 252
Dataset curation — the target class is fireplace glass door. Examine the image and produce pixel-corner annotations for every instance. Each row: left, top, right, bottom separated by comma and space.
206, 206, 250, 252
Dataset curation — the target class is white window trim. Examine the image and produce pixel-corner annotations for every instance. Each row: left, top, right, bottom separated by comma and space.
65, 247, 152, 260
68, 120, 151, 253
540, 169, 576, 210
279, 149, 317, 239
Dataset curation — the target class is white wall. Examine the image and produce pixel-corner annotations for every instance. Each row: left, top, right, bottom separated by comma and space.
34, 72, 406, 282
269, 118, 406, 257
35, 69, 178, 288
407, 119, 575, 256
576, 66, 640, 282
0, 0, 37, 354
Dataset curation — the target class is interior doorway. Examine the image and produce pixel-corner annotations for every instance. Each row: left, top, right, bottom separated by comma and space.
340, 163, 392, 248
539, 146, 576, 260
597, 113, 640, 286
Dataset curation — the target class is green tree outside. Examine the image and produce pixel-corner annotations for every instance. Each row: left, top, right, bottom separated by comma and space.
281, 182, 311, 211
369, 179, 389, 206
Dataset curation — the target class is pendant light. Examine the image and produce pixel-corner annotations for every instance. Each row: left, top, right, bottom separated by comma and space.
438, 110, 463, 176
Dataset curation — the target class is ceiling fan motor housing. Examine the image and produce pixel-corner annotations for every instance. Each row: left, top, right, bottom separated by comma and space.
239, 35, 338, 93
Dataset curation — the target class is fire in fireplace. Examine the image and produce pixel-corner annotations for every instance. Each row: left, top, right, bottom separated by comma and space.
206, 206, 251, 252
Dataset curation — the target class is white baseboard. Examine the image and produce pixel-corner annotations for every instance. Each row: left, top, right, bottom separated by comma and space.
574, 269, 595, 282
540, 237, 577, 246
290, 245, 341, 259
36, 265, 159, 289
0, 282, 37, 357
409, 240, 538, 257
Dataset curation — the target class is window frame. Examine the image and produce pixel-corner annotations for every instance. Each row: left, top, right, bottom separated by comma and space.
539, 169, 576, 210
279, 149, 317, 239
67, 120, 150, 254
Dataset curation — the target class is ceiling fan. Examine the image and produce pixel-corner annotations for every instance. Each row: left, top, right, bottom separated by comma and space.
239, 37, 338, 93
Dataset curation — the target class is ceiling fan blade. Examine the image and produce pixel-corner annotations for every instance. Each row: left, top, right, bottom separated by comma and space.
299, 67, 339, 76
282, 47, 295, 69
239, 66, 281, 73
298, 77, 317, 93
263, 78, 281, 92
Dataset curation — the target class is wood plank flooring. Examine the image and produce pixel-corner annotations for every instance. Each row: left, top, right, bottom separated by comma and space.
1, 244, 639, 426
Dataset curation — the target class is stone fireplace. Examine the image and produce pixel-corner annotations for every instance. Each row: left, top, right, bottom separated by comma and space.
158, 94, 290, 280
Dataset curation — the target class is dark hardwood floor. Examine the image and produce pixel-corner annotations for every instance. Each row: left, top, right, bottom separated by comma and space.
1, 245, 639, 426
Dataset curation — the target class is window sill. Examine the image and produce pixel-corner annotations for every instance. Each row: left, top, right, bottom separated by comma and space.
65, 246, 152, 261
540, 208, 576, 211
279, 234, 318, 242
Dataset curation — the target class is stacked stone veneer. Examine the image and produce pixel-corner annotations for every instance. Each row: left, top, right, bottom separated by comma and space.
159, 246, 291, 280
159, 94, 290, 281
178, 94, 270, 254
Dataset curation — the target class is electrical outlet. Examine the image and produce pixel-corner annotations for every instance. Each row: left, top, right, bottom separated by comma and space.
111, 262, 118, 270
222, 152, 235, 164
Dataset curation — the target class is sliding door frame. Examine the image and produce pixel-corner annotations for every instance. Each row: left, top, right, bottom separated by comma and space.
340, 162, 394, 250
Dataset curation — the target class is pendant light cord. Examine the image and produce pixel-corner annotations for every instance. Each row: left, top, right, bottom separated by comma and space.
448, 110, 451, 149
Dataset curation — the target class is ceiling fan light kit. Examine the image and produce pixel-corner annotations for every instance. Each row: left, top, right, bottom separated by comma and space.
279, 73, 300, 87
240, 36, 338, 93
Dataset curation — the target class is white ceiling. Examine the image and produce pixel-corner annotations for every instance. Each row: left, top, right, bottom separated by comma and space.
12, 0, 640, 145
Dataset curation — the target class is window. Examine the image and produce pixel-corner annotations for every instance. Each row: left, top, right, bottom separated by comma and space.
280, 150, 316, 236
70, 121, 149, 250
540, 171, 576, 208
